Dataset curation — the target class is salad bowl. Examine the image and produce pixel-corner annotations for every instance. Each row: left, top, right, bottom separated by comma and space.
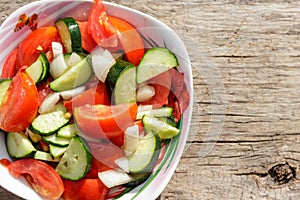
0, 0, 193, 199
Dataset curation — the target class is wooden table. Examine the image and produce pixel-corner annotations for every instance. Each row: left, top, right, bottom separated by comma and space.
1, 0, 300, 199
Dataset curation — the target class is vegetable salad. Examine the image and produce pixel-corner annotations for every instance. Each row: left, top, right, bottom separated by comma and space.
0, 0, 190, 199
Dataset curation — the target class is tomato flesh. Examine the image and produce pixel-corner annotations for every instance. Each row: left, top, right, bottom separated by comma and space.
1, 49, 18, 78
0, 71, 39, 132
85, 141, 125, 178
88, 0, 118, 47
8, 159, 64, 200
74, 103, 137, 140
78, 21, 98, 52
63, 179, 108, 200
108, 16, 145, 66
17, 26, 59, 68
140, 70, 172, 108
64, 82, 110, 113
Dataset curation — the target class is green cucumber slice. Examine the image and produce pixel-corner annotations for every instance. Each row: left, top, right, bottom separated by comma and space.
50, 57, 92, 92
55, 17, 82, 53
43, 134, 71, 147
57, 124, 77, 139
0, 79, 11, 106
49, 145, 68, 158
56, 136, 92, 180
128, 132, 161, 173
30, 111, 70, 136
142, 115, 180, 139
113, 66, 136, 104
64, 52, 85, 67
137, 47, 178, 84
6, 132, 36, 158
106, 60, 135, 97
34, 151, 61, 162
26, 52, 49, 84
136, 105, 173, 120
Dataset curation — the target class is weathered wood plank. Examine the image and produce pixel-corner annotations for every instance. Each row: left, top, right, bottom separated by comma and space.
2, 0, 300, 200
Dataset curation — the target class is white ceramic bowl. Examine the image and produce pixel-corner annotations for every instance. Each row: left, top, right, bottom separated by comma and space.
0, 0, 193, 199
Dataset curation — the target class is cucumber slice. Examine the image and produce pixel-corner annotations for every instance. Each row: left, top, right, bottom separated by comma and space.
57, 124, 77, 139
34, 151, 61, 162
6, 132, 36, 158
64, 52, 85, 67
106, 60, 134, 93
30, 111, 71, 136
113, 66, 136, 104
106, 60, 137, 104
55, 17, 82, 53
137, 47, 178, 84
136, 106, 173, 120
49, 145, 68, 158
128, 132, 161, 173
50, 57, 92, 92
56, 136, 92, 180
142, 115, 180, 139
43, 134, 71, 147
26, 52, 49, 84
0, 79, 11, 106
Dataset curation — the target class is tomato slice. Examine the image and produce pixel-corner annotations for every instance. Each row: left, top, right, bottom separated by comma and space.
0, 71, 39, 132
74, 103, 137, 140
1, 49, 18, 78
63, 179, 108, 200
77, 21, 98, 52
64, 82, 110, 113
140, 69, 172, 108
108, 16, 145, 66
85, 141, 125, 178
17, 26, 59, 68
8, 159, 64, 200
168, 69, 190, 121
88, 0, 118, 47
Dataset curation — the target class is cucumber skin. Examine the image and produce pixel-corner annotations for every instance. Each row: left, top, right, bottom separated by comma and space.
106, 60, 135, 96
37, 52, 50, 84
124, 172, 151, 188
55, 17, 82, 53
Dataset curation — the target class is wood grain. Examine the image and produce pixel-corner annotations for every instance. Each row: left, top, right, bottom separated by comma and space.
1, 0, 300, 199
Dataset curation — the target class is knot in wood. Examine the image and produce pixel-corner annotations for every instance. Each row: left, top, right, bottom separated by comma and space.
268, 162, 296, 185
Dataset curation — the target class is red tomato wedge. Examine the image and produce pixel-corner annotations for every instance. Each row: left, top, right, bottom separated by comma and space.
140, 69, 172, 108
63, 179, 108, 200
8, 159, 64, 200
1, 49, 18, 78
108, 16, 145, 66
168, 69, 190, 121
0, 71, 39, 132
85, 142, 125, 178
17, 26, 59, 68
88, 0, 118, 47
74, 103, 137, 139
77, 21, 98, 52
64, 82, 110, 113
